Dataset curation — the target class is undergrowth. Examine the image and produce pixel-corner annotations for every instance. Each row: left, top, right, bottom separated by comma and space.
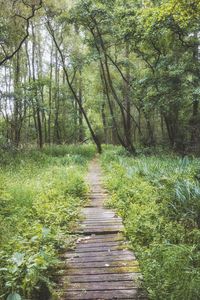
101, 146, 200, 300
0, 144, 95, 300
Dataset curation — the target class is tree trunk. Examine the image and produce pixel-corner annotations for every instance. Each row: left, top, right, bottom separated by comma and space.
78, 70, 84, 142
31, 22, 43, 149
47, 22, 102, 153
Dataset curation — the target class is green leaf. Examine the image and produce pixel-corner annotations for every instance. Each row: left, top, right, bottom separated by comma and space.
42, 227, 51, 238
12, 252, 24, 266
0, 267, 8, 271
7, 293, 21, 300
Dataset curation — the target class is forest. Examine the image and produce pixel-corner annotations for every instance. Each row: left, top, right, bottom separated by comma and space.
0, 0, 200, 299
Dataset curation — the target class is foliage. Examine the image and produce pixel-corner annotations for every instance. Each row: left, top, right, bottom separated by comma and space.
101, 146, 200, 299
0, 145, 94, 299
1, 0, 200, 153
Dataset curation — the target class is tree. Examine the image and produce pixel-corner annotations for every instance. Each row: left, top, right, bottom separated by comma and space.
0, 0, 42, 66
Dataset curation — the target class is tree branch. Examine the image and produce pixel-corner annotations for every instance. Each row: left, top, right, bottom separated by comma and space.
0, 1, 42, 66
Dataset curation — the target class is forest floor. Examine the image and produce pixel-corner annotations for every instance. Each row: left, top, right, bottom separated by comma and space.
61, 159, 147, 299
2, 146, 199, 299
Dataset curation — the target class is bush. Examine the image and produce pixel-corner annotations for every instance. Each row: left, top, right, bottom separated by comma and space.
141, 244, 200, 300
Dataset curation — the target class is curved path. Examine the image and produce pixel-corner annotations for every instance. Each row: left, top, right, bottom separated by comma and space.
62, 160, 147, 299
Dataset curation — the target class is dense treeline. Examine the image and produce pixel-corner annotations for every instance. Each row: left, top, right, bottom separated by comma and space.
0, 0, 200, 154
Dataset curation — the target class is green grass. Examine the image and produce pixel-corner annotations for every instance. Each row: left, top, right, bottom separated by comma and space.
0, 144, 95, 300
101, 146, 200, 300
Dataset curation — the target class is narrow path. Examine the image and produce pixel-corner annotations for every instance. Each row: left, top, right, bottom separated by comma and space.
62, 160, 146, 299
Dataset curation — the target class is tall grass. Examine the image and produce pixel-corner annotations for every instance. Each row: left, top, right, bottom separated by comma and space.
101, 147, 200, 300
0, 144, 95, 299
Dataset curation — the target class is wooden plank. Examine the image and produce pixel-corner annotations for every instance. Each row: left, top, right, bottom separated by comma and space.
76, 228, 123, 234
77, 233, 124, 240
82, 216, 117, 221
82, 218, 122, 222
81, 218, 120, 222
67, 281, 136, 291
76, 224, 122, 228
67, 260, 138, 269
89, 195, 107, 198
85, 204, 104, 208
65, 255, 134, 263
76, 241, 121, 248
76, 236, 124, 244
81, 221, 122, 225
82, 212, 115, 215
84, 214, 115, 221
88, 235, 123, 240
81, 223, 123, 227
69, 237, 125, 244
83, 211, 116, 214
81, 222, 123, 226
67, 266, 139, 275
65, 250, 133, 258
82, 213, 116, 218
82, 208, 115, 213
79, 226, 124, 232
62, 273, 139, 283
75, 229, 123, 234
79, 227, 124, 232
62, 289, 141, 299
75, 245, 128, 253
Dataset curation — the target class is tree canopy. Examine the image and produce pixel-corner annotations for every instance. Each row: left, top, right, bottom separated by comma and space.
0, 0, 200, 154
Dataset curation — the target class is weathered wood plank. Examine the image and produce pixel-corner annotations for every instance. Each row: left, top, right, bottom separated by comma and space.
76, 236, 124, 244
62, 273, 139, 283
67, 266, 139, 275
75, 246, 127, 253
82, 218, 122, 222
82, 218, 120, 222
82, 223, 122, 226
81, 221, 122, 225
67, 260, 138, 269
82, 209, 115, 213
76, 241, 121, 248
62, 289, 141, 299
81, 217, 117, 221
76, 233, 124, 240
67, 281, 136, 291
81, 222, 123, 227
75, 227, 124, 234
82, 214, 117, 217
82, 214, 116, 218
64, 255, 134, 263
78, 227, 124, 233
66, 249, 133, 258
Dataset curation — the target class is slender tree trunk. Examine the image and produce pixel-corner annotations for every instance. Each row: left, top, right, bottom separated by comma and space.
48, 43, 53, 144
101, 101, 108, 143
124, 41, 132, 146
90, 24, 136, 154
78, 70, 84, 142
47, 22, 102, 153
13, 52, 21, 147
31, 22, 43, 149
54, 49, 61, 144
190, 32, 199, 146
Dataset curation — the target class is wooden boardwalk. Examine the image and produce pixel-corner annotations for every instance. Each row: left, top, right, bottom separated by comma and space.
62, 160, 147, 299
